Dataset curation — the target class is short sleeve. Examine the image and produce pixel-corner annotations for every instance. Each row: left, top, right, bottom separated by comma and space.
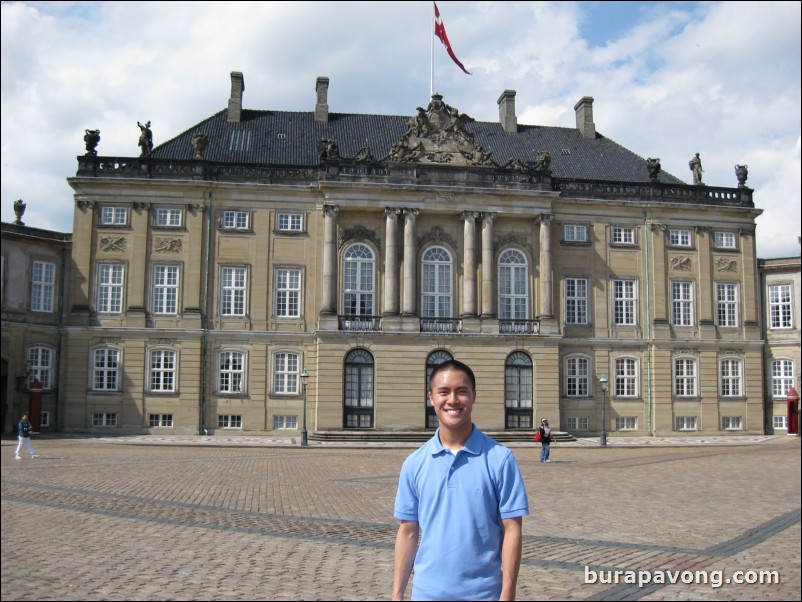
393, 457, 419, 521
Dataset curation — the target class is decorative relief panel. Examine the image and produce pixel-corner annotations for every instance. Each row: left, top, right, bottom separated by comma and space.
339, 225, 379, 249
418, 226, 458, 250
494, 232, 530, 255
670, 256, 692, 271
155, 238, 183, 253
99, 236, 126, 252
715, 257, 738, 272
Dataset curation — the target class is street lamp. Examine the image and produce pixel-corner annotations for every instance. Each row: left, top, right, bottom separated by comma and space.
598, 373, 608, 447
300, 368, 309, 447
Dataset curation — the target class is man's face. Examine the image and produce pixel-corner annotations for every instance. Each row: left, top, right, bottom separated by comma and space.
429, 367, 475, 431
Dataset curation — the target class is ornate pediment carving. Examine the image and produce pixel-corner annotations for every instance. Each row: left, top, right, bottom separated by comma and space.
389, 94, 495, 167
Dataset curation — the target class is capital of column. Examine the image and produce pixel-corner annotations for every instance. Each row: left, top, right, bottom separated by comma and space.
650, 223, 667, 233
461, 210, 480, 222
385, 207, 402, 219
402, 208, 419, 218
537, 213, 554, 226
322, 204, 340, 218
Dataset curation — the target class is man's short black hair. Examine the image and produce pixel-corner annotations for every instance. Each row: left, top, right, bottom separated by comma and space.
428, 359, 476, 392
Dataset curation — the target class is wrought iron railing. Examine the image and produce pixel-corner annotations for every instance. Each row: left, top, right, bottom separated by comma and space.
339, 315, 381, 331
499, 319, 540, 335
420, 318, 461, 333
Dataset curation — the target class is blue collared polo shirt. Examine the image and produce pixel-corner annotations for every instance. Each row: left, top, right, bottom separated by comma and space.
394, 425, 529, 601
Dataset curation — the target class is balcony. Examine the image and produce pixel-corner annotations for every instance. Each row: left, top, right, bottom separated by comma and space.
499, 319, 540, 335
339, 315, 381, 332
420, 318, 462, 333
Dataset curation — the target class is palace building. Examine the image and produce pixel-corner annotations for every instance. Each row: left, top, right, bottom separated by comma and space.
7, 71, 790, 439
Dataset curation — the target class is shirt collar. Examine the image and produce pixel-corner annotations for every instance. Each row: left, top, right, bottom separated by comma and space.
430, 424, 482, 456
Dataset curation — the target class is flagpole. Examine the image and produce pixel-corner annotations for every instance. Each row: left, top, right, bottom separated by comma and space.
430, 1, 434, 98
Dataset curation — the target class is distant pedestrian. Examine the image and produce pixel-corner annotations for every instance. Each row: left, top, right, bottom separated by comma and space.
15, 411, 39, 459
538, 418, 553, 463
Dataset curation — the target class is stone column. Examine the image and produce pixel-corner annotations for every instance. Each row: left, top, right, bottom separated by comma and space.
383, 208, 400, 315
462, 211, 478, 317
321, 205, 339, 315
481, 213, 496, 317
539, 214, 554, 317
402, 209, 419, 316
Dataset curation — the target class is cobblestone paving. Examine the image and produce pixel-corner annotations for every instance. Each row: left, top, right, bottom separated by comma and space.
2, 436, 799, 600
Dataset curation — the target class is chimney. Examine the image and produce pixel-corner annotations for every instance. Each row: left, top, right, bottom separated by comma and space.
574, 96, 596, 139
227, 72, 245, 123
497, 89, 517, 133
315, 76, 329, 123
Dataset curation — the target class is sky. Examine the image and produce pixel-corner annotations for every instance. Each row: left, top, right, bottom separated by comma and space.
1, 0, 800, 258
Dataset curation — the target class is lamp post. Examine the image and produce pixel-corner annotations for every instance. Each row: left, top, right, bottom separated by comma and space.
300, 368, 309, 447
598, 373, 608, 447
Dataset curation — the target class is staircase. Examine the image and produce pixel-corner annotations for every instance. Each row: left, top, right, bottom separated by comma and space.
310, 430, 576, 444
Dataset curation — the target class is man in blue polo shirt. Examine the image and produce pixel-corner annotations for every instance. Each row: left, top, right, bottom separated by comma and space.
392, 360, 529, 601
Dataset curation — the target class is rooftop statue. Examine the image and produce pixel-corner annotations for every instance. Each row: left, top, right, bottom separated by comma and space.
84, 129, 101, 156
138, 121, 153, 157
689, 152, 703, 185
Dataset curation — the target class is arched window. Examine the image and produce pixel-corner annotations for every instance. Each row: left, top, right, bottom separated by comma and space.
505, 352, 533, 429
498, 249, 528, 320
344, 349, 374, 428
421, 246, 453, 319
343, 243, 375, 317
425, 350, 453, 429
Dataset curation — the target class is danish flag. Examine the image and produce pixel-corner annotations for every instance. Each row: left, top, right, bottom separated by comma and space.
434, 2, 471, 74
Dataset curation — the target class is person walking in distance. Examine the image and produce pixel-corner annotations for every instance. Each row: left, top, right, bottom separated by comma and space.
15, 411, 39, 459
392, 360, 529, 601
538, 418, 553, 463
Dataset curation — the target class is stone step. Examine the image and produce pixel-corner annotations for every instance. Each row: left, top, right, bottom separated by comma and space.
309, 430, 576, 443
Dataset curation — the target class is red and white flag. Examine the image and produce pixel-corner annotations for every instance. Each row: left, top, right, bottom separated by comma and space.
434, 2, 471, 75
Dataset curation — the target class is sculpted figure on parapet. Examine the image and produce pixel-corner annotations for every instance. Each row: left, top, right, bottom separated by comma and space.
647, 157, 661, 180
84, 129, 101, 156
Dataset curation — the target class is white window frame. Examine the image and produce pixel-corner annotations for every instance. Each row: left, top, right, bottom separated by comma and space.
671, 281, 694, 326
673, 357, 698, 398
217, 350, 245, 394
220, 266, 247, 317
221, 210, 250, 230
565, 355, 590, 397
218, 415, 242, 429
613, 279, 637, 326
566, 416, 589, 431
675, 416, 697, 431
768, 284, 792, 329
714, 231, 737, 249
97, 263, 125, 313
275, 268, 302, 318
615, 417, 637, 430
498, 249, 529, 320
614, 357, 638, 398
421, 246, 453, 318
721, 416, 742, 430
719, 358, 743, 397
716, 282, 739, 327
149, 413, 174, 427
152, 264, 180, 315
343, 244, 375, 317
277, 212, 303, 232
92, 347, 120, 391
669, 228, 692, 247
273, 351, 300, 395
564, 277, 588, 325
100, 206, 128, 226
773, 415, 788, 430
149, 349, 177, 393
612, 226, 636, 245
155, 207, 183, 227
563, 224, 588, 242
771, 359, 795, 398
27, 346, 53, 390
31, 260, 55, 312
273, 415, 298, 430
92, 412, 117, 427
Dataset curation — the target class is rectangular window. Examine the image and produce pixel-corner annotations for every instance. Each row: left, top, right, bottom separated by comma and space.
714, 231, 737, 249
674, 358, 697, 397
40, 411, 50, 428
613, 279, 637, 325
222, 210, 250, 230
722, 416, 742, 430
612, 226, 635, 245
614, 358, 638, 397
275, 269, 301, 318
671, 281, 694, 326
565, 278, 588, 325
149, 414, 173, 427
565, 356, 589, 397
92, 412, 117, 427
152, 265, 179, 315
149, 350, 176, 392
97, 264, 124, 313
220, 267, 247, 316
566, 417, 588, 431
720, 359, 742, 397
716, 283, 738, 327
676, 416, 697, 431
31, 261, 55, 312
563, 224, 587, 242
669, 228, 692, 247
277, 213, 303, 232
771, 360, 795, 397
218, 351, 244, 393
768, 284, 792, 329
93, 348, 119, 390
273, 415, 298, 429
155, 208, 183, 227
615, 417, 637, 430
27, 347, 52, 389
773, 415, 788, 430
217, 415, 242, 429
274, 352, 299, 394
100, 206, 127, 225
